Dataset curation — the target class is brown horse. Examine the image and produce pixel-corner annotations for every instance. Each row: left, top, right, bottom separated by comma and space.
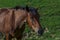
0, 5, 44, 40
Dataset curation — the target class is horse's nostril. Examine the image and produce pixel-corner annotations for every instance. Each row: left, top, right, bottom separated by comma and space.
38, 28, 44, 35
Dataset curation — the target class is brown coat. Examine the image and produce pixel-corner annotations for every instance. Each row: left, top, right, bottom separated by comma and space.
0, 8, 27, 40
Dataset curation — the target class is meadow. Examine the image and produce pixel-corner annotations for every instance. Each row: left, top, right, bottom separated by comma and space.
0, 0, 60, 40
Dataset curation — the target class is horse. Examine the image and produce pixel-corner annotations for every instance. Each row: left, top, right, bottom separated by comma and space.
0, 5, 44, 40
9, 6, 44, 40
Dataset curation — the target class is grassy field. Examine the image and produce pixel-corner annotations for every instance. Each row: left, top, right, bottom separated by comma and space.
0, 0, 60, 40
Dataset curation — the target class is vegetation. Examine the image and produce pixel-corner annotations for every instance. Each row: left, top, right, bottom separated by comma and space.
0, 0, 60, 40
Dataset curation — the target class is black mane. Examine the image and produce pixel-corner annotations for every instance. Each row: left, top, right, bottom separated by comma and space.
13, 6, 26, 10
13, 5, 40, 21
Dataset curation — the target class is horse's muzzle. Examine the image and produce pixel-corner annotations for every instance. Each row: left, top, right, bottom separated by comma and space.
38, 28, 44, 35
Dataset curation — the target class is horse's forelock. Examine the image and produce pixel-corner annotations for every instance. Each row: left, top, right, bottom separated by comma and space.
28, 7, 40, 22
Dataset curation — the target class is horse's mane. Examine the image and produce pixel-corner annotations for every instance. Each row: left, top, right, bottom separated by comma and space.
13, 6, 26, 10
13, 5, 40, 21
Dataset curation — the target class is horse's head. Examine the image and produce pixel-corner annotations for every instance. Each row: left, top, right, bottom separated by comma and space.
26, 6, 44, 35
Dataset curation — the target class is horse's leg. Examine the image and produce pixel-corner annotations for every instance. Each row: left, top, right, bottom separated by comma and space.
10, 31, 14, 37
9, 34, 14, 40
16, 23, 25, 40
5, 33, 9, 40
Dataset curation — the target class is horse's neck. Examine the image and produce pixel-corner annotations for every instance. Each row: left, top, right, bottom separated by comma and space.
14, 9, 27, 28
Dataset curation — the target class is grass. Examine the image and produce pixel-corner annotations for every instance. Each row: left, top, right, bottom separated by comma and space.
0, 0, 60, 40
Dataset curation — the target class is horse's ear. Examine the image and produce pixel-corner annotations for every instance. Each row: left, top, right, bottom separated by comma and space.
26, 5, 29, 12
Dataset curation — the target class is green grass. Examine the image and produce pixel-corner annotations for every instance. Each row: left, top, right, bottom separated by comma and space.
0, 0, 60, 40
